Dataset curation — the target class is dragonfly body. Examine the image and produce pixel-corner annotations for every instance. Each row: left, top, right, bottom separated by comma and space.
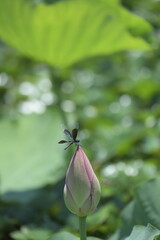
58, 128, 81, 150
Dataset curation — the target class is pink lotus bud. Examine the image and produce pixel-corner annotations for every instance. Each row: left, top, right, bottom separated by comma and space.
64, 146, 101, 217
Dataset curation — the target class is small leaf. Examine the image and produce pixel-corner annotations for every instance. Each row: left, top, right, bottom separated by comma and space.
48, 232, 103, 240
48, 232, 79, 240
125, 224, 160, 240
88, 237, 103, 240
11, 227, 52, 240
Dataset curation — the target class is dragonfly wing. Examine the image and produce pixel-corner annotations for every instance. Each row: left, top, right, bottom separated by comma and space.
58, 140, 68, 144
64, 129, 73, 139
72, 128, 78, 140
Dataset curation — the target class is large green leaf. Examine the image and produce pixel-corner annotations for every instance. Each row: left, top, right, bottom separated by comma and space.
0, 0, 151, 68
136, 178, 160, 229
110, 178, 160, 240
0, 110, 66, 193
121, 178, 160, 233
125, 224, 160, 240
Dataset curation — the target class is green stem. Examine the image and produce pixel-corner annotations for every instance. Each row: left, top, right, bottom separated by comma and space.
79, 216, 87, 240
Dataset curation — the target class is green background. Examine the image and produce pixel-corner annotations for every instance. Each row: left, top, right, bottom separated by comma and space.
0, 0, 159, 239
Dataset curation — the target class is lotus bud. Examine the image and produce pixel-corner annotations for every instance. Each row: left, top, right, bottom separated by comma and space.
64, 146, 101, 217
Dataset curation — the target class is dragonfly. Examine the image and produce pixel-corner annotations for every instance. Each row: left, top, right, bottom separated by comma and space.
58, 128, 82, 150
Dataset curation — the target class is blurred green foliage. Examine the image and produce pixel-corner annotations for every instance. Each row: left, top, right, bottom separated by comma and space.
0, 0, 160, 239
